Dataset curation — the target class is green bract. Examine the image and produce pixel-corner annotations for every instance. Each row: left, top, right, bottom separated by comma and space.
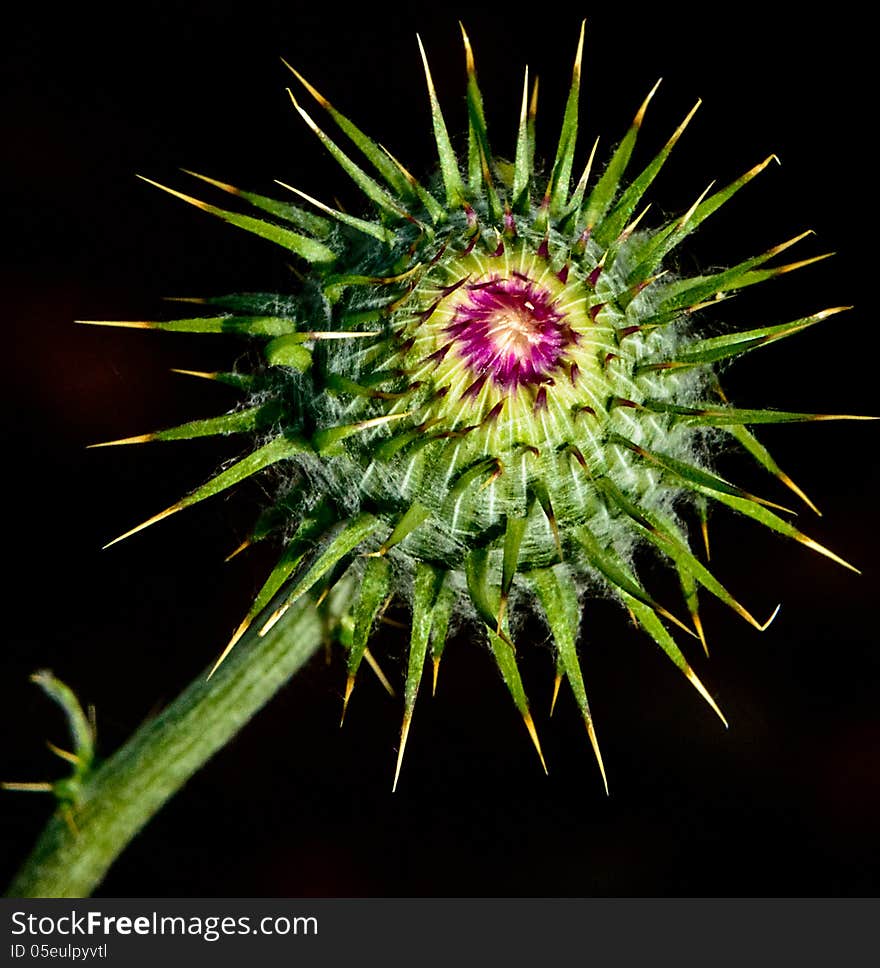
86, 24, 866, 792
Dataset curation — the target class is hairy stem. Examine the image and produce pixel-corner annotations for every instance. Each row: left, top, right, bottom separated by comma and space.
6, 595, 326, 898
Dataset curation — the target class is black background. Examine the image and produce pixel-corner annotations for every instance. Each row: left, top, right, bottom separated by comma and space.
2, 3, 878, 897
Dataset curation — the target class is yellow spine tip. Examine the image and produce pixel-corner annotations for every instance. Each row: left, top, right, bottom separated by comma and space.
102, 504, 181, 550
549, 672, 562, 717
259, 604, 287, 637
224, 538, 252, 563
797, 536, 861, 575
684, 668, 728, 728
170, 368, 219, 380
818, 305, 853, 319
573, 19, 586, 78
529, 76, 540, 119
757, 604, 782, 632
363, 648, 396, 698
207, 617, 251, 680
340, 675, 355, 726
286, 89, 319, 134
666, 99, 701, 150
522, 711, 548, 774
459, 22, 475, 73
87, 433, 155, 448
633, 77, 662, 128
392, 712, 412, 793
585, 721, 609, 795
747, 155, 780, 179
416, 34, 434, 93
181, 169, 241, 196
75, 320, 154, 329
692, 612, 709, 657
135, 175, 213, 213
283, 62, 329, 108
46, 742, 81, 766
771, 229, 814, 255
776, 471, 821, 516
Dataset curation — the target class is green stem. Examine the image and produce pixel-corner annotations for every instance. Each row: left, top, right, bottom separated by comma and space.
5, 596, 326, 898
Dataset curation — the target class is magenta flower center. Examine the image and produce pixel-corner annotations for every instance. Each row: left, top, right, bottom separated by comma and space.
445, 274, 575, 389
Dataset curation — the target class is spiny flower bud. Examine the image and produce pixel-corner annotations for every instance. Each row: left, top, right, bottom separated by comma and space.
85, 23, 869, 792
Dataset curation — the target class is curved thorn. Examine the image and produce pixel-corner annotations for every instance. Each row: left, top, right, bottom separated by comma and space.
758, 603, 782, 632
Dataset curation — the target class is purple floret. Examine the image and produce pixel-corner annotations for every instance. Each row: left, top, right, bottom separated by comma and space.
445, 274, 574, 389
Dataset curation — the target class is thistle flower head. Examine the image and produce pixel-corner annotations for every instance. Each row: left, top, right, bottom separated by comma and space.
88, 23, 867, 792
